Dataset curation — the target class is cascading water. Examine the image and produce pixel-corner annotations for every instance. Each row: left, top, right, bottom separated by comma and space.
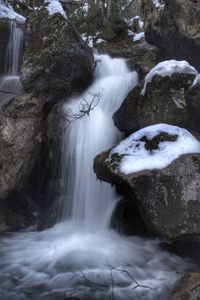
59, 54, 136, 228
0, 54, 191, 300
0, 20, 23, 107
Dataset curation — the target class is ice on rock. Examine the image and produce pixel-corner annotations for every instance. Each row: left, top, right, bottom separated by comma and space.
44, 0, 67, 19
109, 124, 200, 174
0, 0, 26, 22
141, 60, 198, 95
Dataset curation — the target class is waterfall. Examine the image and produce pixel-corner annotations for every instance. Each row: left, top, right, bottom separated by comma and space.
0, 54, 190, 300
0, 21, 23, 107
59, 54, 137, 229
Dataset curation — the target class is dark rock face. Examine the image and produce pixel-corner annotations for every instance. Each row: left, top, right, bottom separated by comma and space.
111, 198, 150, 236
141, 0, 200, 70
94, 133, 200, 240
169, 273, 200, 300
21, 6, 94, 103
0, 93, 43, 202
114, 73, 198, 134
0, 19, 10, 75
113, 85, 140, 134
186, 82, 200, 133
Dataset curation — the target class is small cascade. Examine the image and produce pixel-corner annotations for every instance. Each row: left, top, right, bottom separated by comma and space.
0, 21, 23, 107
59, 54, 137, 229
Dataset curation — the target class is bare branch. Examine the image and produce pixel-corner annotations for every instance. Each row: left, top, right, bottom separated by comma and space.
105, 263, 156, 291
57, 90, 103, 130
73, 270, 109, 289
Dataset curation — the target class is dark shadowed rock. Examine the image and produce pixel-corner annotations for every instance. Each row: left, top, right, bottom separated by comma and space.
168, 273, 200, 300
21, 4, 94, 104
186, 80, 200, 134
0, 19, 10, 75
113, 85, 140, 134
141, 0, 200, 70
94, 127, 200, 240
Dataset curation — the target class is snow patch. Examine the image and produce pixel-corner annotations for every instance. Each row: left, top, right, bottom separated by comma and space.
109, 124, 200, 174
44, 0, 67, 18
0, 0, 25, 22
127, 30, 145, 42
124, 15, 144, 29
133, 32, 145, 42
132, 15, 144, 29
151, 0, 165, 10
141, 60, 198, 95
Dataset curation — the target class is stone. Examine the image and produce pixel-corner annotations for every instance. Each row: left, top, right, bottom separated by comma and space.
114, 71, 198, 135
21, 4, 94, 104
141, 0, 200, 70
0, 19, 11, 75
169, 273, 200, 300
0, 93, 43, 200
94, 128, 200, 240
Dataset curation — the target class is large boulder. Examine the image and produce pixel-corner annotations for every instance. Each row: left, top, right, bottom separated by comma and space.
0, 93, 43, 200
21, 1, 94, 103
141, 0, 200, 71
114, 60, 199, 134
94, 124, 200, 240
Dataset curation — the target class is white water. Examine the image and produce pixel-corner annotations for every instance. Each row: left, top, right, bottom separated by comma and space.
0, 55, 191, 300
0, 21, 23, 107
59, 54, 137, 229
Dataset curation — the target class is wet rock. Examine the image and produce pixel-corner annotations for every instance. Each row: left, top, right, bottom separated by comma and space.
114, 71, 198, 135
0, 19, 10, 75
0, 93, 43, 200
21, 4, 94, 104
141, 0, 200, 70
186, 81, 200, 134
113, 85, 140, 134
94, 126, 200, 240
168, 273, 200, 300
111, 198, 150, 236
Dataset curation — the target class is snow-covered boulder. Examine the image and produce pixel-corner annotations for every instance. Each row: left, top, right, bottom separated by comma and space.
114, 60, 199, 134
94, 124, 200, 239
21, 0, 94, 104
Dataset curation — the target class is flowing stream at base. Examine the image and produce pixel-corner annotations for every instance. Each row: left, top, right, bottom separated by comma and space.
0, 54, 191, 300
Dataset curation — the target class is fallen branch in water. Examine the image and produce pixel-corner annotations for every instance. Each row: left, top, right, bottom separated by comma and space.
71, 263, 155, 300
57, 90, 103, 130
73, 270, 109, 289
106, 263, 156, 300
